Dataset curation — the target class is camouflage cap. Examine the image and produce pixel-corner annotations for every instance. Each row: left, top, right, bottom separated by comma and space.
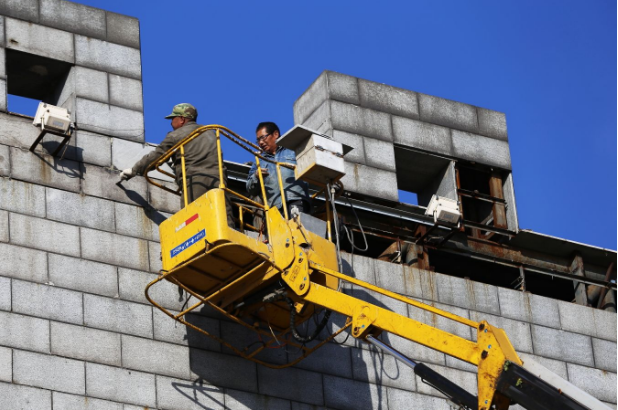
164, 103, 198, 120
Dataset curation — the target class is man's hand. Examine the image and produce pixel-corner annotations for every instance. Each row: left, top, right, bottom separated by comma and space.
257, 167, 269, 177
120, 168, 134, 181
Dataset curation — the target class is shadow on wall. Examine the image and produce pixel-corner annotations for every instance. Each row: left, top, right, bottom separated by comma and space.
174, 256, 410, 410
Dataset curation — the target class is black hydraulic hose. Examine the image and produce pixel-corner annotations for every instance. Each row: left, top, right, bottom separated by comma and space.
285, 297, 331, 343
414, 363, 478, 410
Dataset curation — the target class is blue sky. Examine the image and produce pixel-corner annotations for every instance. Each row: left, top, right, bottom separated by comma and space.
11, 1, 616, 250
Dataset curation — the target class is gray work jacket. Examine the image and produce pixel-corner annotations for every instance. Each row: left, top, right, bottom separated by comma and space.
132, 122, 226, 186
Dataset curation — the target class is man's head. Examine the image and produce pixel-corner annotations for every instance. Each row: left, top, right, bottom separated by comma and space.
256, 121, 280, 155
165, 103, 198, 130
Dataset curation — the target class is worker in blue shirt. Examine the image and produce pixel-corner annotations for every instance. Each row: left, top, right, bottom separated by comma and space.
246, 122, 310, 217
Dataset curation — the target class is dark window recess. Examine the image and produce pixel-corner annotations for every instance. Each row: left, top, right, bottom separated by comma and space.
456, 164, 509, 238
394, 145, 453, 207
6, 49, 73, 114
427, 248, 576, 302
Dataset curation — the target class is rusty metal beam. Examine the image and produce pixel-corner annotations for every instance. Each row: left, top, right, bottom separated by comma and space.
489, 172, 508, 229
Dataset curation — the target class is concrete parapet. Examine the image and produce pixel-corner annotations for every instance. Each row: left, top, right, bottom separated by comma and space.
5, 17, 74, 63
40, 0, 106, 40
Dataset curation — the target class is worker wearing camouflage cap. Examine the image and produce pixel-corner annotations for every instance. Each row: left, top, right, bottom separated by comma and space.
120, 103, 234, 227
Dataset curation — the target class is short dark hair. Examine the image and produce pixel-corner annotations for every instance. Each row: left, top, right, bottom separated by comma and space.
256, 121, 280, 136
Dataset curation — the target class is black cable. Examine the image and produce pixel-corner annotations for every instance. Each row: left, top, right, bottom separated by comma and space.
285, 297, 331, 343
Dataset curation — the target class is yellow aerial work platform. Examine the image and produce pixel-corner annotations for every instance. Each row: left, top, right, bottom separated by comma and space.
142, 125, 604, 410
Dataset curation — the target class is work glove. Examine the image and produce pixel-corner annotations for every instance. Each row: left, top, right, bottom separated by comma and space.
120, 168, 134, 181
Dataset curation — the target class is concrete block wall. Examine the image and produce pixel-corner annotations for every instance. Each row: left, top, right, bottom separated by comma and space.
0, 105, 615, 409
0, 0, 144, 141
293, 71, 511, 203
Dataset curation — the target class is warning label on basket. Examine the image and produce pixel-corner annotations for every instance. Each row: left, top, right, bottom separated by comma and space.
170, 229, 205, 258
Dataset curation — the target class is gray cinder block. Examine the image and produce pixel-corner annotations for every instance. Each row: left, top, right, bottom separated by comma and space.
387, 332, 446, 367
0, 346, 11, 382
114, 202, 161, 241
293, 71, 360, 125
75, 130, 112, 167
51, 322, 121, 367
258, 366, 323, 406
351, 345, 417, 391
49, 253, 118, 297
0, 310, 50, 353
592, 338, 617, 372
0, 0, 39, 23
0, 210, 7, 242
153, 308, 221, 352
0, 381, 52, 410
81, 227, 150, 271
75, 36, 141, 80
119, 268, 186, 311
0, 144, 10, 176
531, 325, 594, 366
73, 66, 109, 103
0, 18, 4, 47
13, 350, 85, 395
224, 388, 291, 410
147, 180, 181, 214
5, 18, 74, 63
148, 240, 162, 272
418, 93, 479, 134
363, 137, 396, 172
86, 363, 156, 407
559, 300, 618, 342
40, 0, 106, 40
332, 130, 365, 164
477, 107, 508, 141
189, 349, 258, 393
452, 130, 511, 170
418, 268, 439, 302
109, 74, 143, 111
82, 163, 147, 206
374, 258, 405, 294
402, 265, 424, 299
106, 12, 140, 49
84, 294, 153, 338
341, 162, 398, 202
392, 116, 453, 157
388, 388, 453, 410
593, 309, 617, 342
301, 100, 332, 137
156, 376, 225, 410
10, 213, 80, 257
567, 363, 617, 403
323, 374, 387, 410
75, 98, 144, 142
52, 392, 123, 410
497, 287, 560, 329
0, 277, 9, 311
111, 138, 153, 172
12, 280, 83, 324
296, 343, 353, 379
121, 335, 190, 379
331, 101, 393, 142
0, 112, 41, 148
0, 242, 48, 283
46, 187, 116, 232
358, 78, 419, 120
10, 147, 82, 193
436, 273, 500, 315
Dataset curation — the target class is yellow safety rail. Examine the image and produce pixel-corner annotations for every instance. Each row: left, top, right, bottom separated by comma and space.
142, 125, 523, 410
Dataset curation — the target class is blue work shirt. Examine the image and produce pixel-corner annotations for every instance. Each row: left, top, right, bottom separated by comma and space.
246, 146, 309, 210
